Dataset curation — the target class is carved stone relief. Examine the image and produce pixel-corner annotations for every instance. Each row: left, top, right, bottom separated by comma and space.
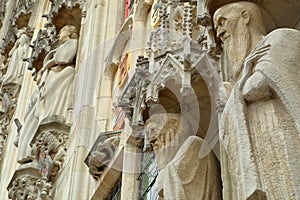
7, 168, 52, 200
86, 131, 121, 180
30, 117, 70, 182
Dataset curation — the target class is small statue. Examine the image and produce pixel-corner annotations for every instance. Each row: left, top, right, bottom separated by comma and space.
2, 27, 30, 86
146, 113, 222, 200
38, 25, 78, 121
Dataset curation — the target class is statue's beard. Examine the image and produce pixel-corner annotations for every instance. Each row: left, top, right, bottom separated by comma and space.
224, 28, 251, 81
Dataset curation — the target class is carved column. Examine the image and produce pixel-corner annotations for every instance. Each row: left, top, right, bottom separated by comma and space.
120, 126, 143, 200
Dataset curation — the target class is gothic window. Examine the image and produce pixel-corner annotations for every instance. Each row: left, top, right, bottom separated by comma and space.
117, 52, 130, 87
112, 107, 125, 130
138, 152, 159, 200
125, 0, 133, 18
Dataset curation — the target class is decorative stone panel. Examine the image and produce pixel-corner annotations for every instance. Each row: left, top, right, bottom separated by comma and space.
30, 116, 70, 182
7, 167, 52, 200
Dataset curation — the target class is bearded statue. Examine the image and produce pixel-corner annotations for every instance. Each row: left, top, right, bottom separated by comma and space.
146, 113, 222, 200
214, 2, 300, 199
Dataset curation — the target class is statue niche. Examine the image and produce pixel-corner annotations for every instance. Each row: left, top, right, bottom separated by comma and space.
146, 113, 222, 200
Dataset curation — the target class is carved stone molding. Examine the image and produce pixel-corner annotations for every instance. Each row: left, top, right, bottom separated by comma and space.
0, 0, 6, 17
0, 87, 19, 162
0, 114, 9, 162
0, 0, 7, 28
27, 26, 57, 71
7, 167, 52, 200
30, 116, 70, 182
85, 130, 121, 180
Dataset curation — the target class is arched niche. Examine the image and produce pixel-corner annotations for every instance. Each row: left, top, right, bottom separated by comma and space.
29, 2, 82, 74
143, 73, 212, 141
51, 4, 82, 34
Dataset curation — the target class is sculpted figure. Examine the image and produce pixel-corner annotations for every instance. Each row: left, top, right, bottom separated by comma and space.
213, 2, 300, 199
38, 25, 78, 121
17, 25, 78, 163
146, 113, 221, 200
2, 27, 30, 86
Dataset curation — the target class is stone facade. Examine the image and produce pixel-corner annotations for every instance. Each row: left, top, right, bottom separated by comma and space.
0, 0, 299, 200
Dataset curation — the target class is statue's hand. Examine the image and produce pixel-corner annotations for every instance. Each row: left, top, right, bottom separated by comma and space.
239, 44, 271, 89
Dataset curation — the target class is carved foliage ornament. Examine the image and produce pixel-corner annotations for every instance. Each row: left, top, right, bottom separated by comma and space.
47, 0, 83, 20
8, 176, 51, 200
31, 129, 69, 181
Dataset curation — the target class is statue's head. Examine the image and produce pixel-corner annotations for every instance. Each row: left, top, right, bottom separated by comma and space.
213, 1, 266, 80
59, 25, 78, 44
146, 113, 191, 170
16, 27, 27, 38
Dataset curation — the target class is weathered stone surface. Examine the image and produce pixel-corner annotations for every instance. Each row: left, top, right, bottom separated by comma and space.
86, 131, 121, 180
1, 0, 300, 200
214, 2, 300, 199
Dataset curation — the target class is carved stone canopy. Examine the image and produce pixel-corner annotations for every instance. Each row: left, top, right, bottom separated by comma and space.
14, 0, 35, 29
49, 4, 82, 34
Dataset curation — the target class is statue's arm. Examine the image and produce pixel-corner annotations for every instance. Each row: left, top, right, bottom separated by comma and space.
54, 39, 78, 65
42, 50, 56, 71
242, 70, 272, 102
8, 40, 20, 57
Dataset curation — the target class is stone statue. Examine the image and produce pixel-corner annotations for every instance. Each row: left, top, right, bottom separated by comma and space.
38, 25, 78, 121
17, 25, 78, 164
213, 2, 300, 199
2, 27, 30, 86
146, 113, 222, 200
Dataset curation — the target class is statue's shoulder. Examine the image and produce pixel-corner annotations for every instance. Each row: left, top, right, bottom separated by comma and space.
265, 28, 300, 45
